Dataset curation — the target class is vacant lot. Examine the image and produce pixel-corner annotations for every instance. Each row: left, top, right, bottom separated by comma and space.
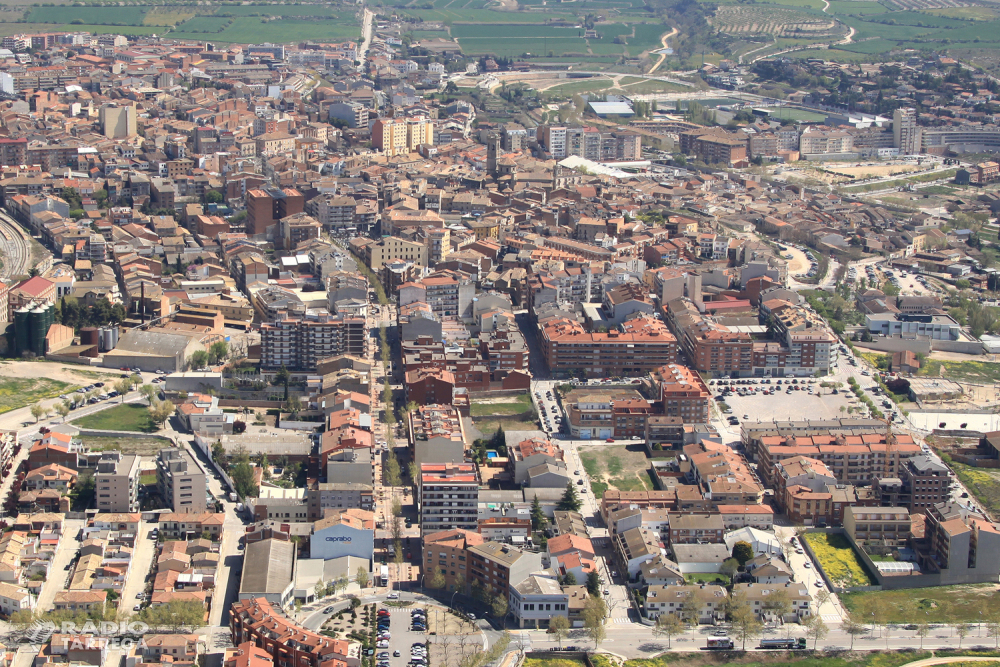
604, 649, 943, 667
920, 359, 1000, 384
802, 532, 876, 587
843, 584, 1000, 623
579, 444, 652, 497
86, 435, 172, 455
0, 377, 76, 415
469, 393, 532, 418
74, 403, 156, 433
948, 459, 1000, 519
826, 164, 922, 179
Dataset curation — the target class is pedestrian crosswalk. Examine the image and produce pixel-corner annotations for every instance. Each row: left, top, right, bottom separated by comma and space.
611, 617, 632, 624
822, 614, 842, 623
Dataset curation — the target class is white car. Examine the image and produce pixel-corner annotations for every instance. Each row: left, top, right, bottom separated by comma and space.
387, 592, 399, 599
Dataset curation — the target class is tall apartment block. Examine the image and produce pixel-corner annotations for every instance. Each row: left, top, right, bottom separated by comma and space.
95, 451, 141, 513
260, 312, 366, 371
246, 187, 304, 237
156, 447, 207, 514
418, 463, 479, 536
893, 108, 921, 155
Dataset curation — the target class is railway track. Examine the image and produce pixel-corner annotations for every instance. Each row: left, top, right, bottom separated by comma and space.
0, 212, 30, 282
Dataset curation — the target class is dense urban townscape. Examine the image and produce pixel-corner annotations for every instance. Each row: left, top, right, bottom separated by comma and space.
3, 3, 1000, 667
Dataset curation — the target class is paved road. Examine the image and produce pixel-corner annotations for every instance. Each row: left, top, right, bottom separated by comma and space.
33, 518, 84, 612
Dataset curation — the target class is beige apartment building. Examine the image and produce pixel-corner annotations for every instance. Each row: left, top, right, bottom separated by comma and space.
156, 447, 207, 513
95, 452, 141, 513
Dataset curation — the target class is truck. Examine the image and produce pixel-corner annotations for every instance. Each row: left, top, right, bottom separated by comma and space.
379, 564, 389, 587
759, 638, 807, 650
229, 492, 238, 503
705, 638, 734, 650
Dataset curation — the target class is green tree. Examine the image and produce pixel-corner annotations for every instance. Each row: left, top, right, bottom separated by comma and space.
189, 349, 209, 369
427, 567, 445, 590
212, 441, 226, 463
549, 615, 570, 649
231, 448, 258, 498
530, 494, 547, 530
804, 615, 829, 649
274, 365, 291, 400
114, 379, 131, 402
582, 596, 607, 648
209, 340, 229, 364
732, 540, 754, 566
205, 190, 223, 204
586, 570, 602, 597
728, 590, 763, 650
385, 450, 401, 487
653, 613, 684, 648
30, 403, 44, 423
356, 567, 370, 590
557, 481, 581, 511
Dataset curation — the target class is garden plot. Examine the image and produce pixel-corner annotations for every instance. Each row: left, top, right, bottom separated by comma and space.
711, 5, 841, 37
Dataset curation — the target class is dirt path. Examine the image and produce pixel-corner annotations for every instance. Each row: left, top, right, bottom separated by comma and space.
647, 25, 678, 74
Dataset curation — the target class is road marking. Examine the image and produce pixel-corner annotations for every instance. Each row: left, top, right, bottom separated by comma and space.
822, 614, 841, 622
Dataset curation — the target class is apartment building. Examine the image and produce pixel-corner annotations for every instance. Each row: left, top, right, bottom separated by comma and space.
753, 432, 921, 487
466, 541, 542, 599
421, 528, 484, 593
409, 404, 468, 467
649, 363, 711, 423
422, 271, 475, 320
918, 502, 1000, 585
306, 483, 374, 519
894, 108, 921, 155
679, 128, 748, 165
260, 312, 365, 371
563, 392, 655, 440
510, 574, 569, 629
245, 188, 304, 237
309, 194, 357, 231
734, 582, 812, 623
418, 463, 479, 536
349, 235, 429, 270
874, 454, 951, 513
537, 125, 642, 161
844, 506, 911, 547
644, 584, 727, 623
666, 298, 753, 377
539, 316, 677, 378
155, 447, 207, 514
95, 452, 141, 513
755, 303, 839, 376
669, 513, 724, 545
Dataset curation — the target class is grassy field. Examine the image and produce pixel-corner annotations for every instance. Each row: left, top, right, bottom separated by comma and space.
946, 459, 1000, 519
842, 584, 1000, 623
918, 359, 1000, 384
174, 16, 232, 33
766, 107, 827, 122
85, 435, 172, 455
0, 377, 77, 415
524, 659, 586, 667
27, 4, 149, 24
469, 393, 533, 417
74, 403, 157, 433
579, 444, 653, 498
601, 650, 934, 667
802, 532, 877, 587
542, 78, 619, 96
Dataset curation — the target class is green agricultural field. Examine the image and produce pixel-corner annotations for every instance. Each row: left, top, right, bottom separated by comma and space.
843, 584, 1000, 624
170, 16, 360, 44
0, 377, 77, 415
926, 6, 997, 20
450, 23, 586, 38
588, 42, 628, 54
919, 358, 1000, 384
398, 7, 569, 22
28, 4, 149, 24
142, 7, 199, 26
174, 16, 232, 33
826, 0, 888, 15
458, 37, 590, 56
622, 79, 689, 93
74, 403, 157, 433
215, 4, 348, 17
802, 532, 877, 587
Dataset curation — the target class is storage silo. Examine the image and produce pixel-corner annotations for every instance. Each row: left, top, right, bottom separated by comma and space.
13, 307, 28, 356
28, 303, 53, 356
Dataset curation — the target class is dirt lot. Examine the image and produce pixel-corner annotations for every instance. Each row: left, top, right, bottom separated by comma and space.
825, 164, 922, 179
0, 360, 121, 384
578, 444, 652, 495
85, 436, 173, 455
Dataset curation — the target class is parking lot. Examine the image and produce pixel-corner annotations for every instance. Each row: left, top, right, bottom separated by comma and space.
712, 378, 856, 427
377, 605, 428, 667
532, 381, 563, 435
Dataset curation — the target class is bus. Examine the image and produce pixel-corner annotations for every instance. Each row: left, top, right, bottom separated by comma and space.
379, 564, 389, 587
705, 638, 734, 650
759, 638, 807, 650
